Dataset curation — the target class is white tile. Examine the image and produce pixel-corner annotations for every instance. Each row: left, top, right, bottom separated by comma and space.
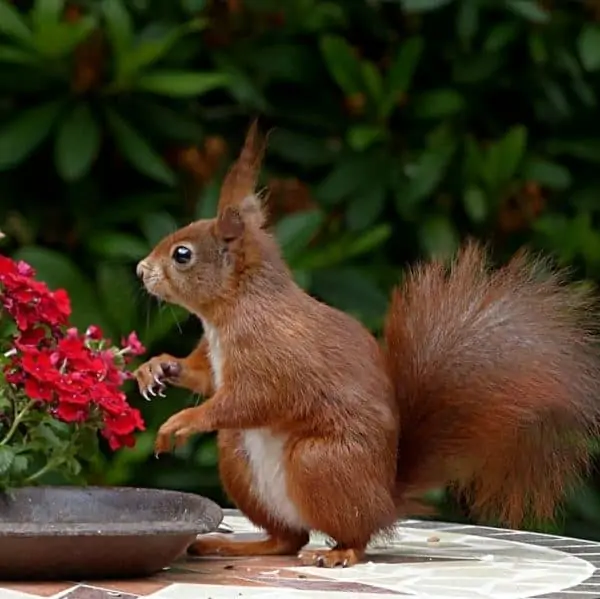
219, 514, 597, 599
146, 583, 404, 599
0, 591, 44, 599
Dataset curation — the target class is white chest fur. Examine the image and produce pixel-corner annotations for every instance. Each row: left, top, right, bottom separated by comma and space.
241, 428, 307, 531
202, 321, 224, 389
201, 322, 306, 531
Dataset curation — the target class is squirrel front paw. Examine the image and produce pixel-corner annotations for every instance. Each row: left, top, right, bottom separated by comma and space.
155, 406, 204, 454
134, 355, 181, 400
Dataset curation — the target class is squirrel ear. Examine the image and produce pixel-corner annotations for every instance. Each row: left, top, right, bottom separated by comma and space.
216, 206, 244, 242
218, 120, 267, 227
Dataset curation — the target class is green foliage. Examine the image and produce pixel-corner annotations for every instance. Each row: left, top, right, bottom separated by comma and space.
1, 0, 600, 536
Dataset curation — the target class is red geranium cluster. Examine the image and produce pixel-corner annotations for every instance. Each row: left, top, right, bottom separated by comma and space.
0, 254, 145, 451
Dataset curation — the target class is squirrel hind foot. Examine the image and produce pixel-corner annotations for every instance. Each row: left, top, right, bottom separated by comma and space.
187, 532, 308, 557
298, 548, 364, 568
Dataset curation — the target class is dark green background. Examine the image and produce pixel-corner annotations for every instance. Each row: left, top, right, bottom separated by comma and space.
2, 0, 600, 539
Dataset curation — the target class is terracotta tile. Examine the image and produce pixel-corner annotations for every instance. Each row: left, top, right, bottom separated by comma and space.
0, 582, 76, 597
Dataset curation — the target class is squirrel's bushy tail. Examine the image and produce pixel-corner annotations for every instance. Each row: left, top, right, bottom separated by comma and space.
384, 241, 600, 527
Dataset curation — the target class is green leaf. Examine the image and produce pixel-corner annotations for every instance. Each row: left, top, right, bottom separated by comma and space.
34, 423, 63, 449
311, 268, 388, 328
396, 139, 457, 209
0, 1, 33, 45
181, 0, 207, 13
506, 0, 550, 23
195, 438, 219, 467
456, 0, 479, 46
101, 192, 177, 226
87, 231, 150, 261
299, 224, 391, 269
268, 129, 336, 167
105, 109, 176, 186
528, 31, 547, 65
414, 89, 464, 119
54, 103, 101, 181
77, 428, 101, 463
578, 25, 600, 72
135, 71, 230, 97
347, 125, 385, 151
481, 125, 527, 190
195, 180, 220, 219
463, 186, 488, 223
30, 0, 64, 32
0, 100, 64, 170
212, 55, 269, 111
401, 0, 454, 12
133, 99, 204, 142
361, 61, 384, 110
0, 45, 38, 65
10, 455, 29, 476
116, 19, 206, 81
64, 456, 82, 477
11, 246, 108, 331
33, 17, 96, 58
546, 139, 600, 164
320, 35, 364, 95
484, 22, 519, 52
274, 210, 324, 262
0, 447, 15, 476
101, 0, 133, 58
523, 158, 571, 190
316, 154, 382, 206
346, 184, 386, 230
96, 262, 138, 335
387, 36, 423, 98
419, 216, 459, 259
143, 304, 189, 347
140, 211, 178, 246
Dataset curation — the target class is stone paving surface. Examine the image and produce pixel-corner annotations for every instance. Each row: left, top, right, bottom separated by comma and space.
2, 509, 599, 599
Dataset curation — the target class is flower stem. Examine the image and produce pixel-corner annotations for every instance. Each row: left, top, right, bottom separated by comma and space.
0, 399, 35, 446
24, 460, 55, 484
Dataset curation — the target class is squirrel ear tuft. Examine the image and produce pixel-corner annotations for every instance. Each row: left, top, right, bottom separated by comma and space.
218, 120, 267, 226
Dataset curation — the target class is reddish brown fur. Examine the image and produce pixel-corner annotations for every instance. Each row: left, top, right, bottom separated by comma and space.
135, 124, 600, 568
386, 244, 600, 526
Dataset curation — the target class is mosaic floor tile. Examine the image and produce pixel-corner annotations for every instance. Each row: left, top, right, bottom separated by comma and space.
0, 510, 599, 599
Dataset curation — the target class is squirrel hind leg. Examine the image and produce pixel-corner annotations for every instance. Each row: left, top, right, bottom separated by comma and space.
188, 531, 308, 557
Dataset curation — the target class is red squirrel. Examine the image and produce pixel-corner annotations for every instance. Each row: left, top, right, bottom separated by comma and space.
134, 122, 600, 568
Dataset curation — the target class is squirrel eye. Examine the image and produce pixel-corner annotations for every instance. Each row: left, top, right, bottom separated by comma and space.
171, 245, 193, 265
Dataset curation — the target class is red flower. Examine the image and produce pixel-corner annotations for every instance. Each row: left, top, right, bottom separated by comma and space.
21, 349, 59, 384
85, 325, 103, 340
121, 331, 145, 356
16, 326, 47, 347
0, 252, 146, 462
54, 402, 89, 423
24, 378, 54, 402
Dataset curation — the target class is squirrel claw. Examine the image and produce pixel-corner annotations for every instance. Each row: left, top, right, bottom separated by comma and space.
298, 548, 362, 568
134, 357, 179, 402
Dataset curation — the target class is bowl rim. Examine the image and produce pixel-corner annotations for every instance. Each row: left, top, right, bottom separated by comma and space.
0, 485, 224, 538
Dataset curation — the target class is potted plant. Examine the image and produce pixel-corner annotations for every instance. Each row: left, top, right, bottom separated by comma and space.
0, 248, 146, 487
0, 240, 223, 580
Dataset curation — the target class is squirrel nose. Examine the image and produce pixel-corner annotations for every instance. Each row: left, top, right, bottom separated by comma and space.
136, 260, 148, 279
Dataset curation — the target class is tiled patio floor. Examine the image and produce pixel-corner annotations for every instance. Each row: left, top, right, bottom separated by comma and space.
2, 510, 599, 599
